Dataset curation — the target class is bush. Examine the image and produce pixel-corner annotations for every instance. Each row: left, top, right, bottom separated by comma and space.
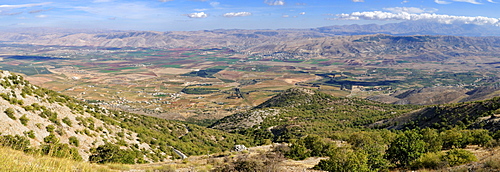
62, 117, 72, 126
411, 152, 446, 170
4, 108, 16, 120
46, 125, 55, 132
69, 136, 80, 147
19, 114, 29, 126
442, 149, 477, 166
314, 148, 370, 172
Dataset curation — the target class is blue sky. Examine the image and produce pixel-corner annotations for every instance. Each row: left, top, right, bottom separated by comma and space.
0, 0, 499, 31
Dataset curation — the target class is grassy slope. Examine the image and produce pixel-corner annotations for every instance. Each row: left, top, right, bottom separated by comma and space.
0, 147, 116, 172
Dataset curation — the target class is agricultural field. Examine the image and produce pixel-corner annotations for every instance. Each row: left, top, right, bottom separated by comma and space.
1, 44, 499, 123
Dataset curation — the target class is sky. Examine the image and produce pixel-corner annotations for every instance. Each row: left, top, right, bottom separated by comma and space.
0, 0, 499, 31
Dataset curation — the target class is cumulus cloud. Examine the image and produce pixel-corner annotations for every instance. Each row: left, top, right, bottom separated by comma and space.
434, 0, 451, 4
223, 12, 252, 17
334, 11, 500, 26
186, 12, 208, 18
0, 2, 52, 8
264, 0, 285, 6
383, 7, 437, 14
352, 0, 365, 2
299, 12, 306, 15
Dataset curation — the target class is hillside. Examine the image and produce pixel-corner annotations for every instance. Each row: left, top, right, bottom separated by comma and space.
210, 87, 418, 140
371, 96, 500, 131
0, 70, 251, 163
367, 86, 500, 105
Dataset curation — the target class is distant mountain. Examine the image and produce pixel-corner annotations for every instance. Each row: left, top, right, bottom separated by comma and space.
313, 21, 500, 36
0, 70, 251, 162
2, 23, 500, 62
367, 86, 500, 105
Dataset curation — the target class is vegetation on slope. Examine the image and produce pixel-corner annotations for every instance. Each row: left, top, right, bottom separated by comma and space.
0, 70, 251, 164
211, 87, 500, 171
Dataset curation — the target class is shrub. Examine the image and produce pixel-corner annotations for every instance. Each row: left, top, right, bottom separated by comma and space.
19, 114, 29, 126
46, 125, 55, 132
411, 152, 446, 170
314, 148, 370, 172
69, 136, 80, 147
4, 108, 16, 120
62, 117, 72, 126
442, 149, 477, 166
23, 130, 35, 139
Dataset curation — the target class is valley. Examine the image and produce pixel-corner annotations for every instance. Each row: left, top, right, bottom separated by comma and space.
1, 23, 500, 171
2, 33, 500, 124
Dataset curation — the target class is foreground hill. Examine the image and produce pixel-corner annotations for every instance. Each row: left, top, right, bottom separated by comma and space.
210, 87, 418, 140
0, 70, 251, 162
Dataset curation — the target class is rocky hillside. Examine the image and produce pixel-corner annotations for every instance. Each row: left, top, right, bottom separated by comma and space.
370, 96, 500, 131
0, 71, 251, 162
210, 87, 417, 140
367, 86, 500, 105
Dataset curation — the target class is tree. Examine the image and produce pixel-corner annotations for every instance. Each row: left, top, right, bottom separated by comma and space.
385, 130, 426, 167
315, 148, 370, 172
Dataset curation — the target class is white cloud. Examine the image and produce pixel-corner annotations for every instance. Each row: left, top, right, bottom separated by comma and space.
383, 7, 437, 14
487, 0, 497, 3
401, 0, 410, 4
194, 9, 207, 11
0, 2, 52, 8
352, 0, 365, 2
186, 12, 208, 18
299, 12, 306, 15
334, 11, 500, 26
210, 2, 220, 8
264, 0, 285, 6
36, 15, 48, 18
453, 0, 481, 4
434, 0, 451, 4
223, 12, 252, 17
93, 0, 114, 3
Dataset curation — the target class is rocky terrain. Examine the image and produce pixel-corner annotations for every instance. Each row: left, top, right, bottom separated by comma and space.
0, 70, 251, 162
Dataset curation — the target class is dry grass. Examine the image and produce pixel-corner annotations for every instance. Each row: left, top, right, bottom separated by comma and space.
0, 147, 116, 172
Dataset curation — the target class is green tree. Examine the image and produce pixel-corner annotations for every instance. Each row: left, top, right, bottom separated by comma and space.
420, 128, 442, 152
315, 148, 370, 172
385, 130, 426, 167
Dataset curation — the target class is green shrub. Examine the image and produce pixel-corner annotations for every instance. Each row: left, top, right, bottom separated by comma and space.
411, 152, 446, 170
442, 149, 477, 166
46, 125, 55, 132
23, 130, 35, 139
4, 108, 16, 120
69, 136, 80, 147
19, 114, 29, 126
62, 117, 72, 126
314, 148, 370, 172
